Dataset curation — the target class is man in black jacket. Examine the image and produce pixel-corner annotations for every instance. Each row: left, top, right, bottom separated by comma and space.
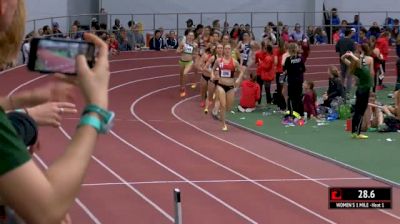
336, 29, 355, 94
149, 30, 166, 51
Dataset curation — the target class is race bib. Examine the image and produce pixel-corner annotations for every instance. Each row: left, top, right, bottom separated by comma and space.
221, 69, 232, 78
241, 53, 248, 61
183, 44, 194, 54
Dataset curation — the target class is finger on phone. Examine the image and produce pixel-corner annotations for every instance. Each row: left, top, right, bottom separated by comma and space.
57, 102, 76, 109
54, 73, 79, 85
83, 33, 108, 61
76, 55, 91, 75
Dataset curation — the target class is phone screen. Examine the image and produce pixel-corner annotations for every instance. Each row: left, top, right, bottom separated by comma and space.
30, 38, 94, 75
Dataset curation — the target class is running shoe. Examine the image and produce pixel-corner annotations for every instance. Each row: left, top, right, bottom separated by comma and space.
191, 83, 197, 89
204, 108, 208, 114
222, 125, 228, 132
351, 133, 369, 139
179, 89, 186, 97
376, 85, 384, 91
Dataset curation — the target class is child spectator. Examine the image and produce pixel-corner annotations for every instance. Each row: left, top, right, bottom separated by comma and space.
238, 73, 260, 112
314, 27, 328, 44
255, 40, 267, 104
107, 33, 119, 55
303, 80, 317, 118
323, 66, 345, 107
260, 44, 275, 104
376, 31, 390, 89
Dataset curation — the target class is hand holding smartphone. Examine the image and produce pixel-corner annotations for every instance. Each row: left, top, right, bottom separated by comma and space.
28, 37, 95, 75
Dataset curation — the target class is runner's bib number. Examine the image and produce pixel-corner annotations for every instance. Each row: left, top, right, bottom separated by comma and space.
241, 53, 248, 61
221, 69, 232, 78
183, 44, 194, 54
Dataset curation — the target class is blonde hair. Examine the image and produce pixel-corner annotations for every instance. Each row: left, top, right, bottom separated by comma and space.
287, 43, 298, 56
0, 0, 26, 66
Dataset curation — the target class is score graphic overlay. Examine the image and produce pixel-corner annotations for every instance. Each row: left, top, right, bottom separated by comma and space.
329, 187, 392, 209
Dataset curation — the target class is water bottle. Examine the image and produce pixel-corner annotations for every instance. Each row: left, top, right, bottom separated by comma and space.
304, 112, 308, 122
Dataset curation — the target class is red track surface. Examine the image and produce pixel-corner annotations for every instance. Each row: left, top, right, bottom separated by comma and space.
1, 45, 400, 223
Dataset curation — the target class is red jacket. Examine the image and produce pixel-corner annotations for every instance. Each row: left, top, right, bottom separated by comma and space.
303, 91, 317, 117
273, 48, 284, 73
260, 53, 275, 81
255, 50, 267, 76
376, 37, 389, 61
240, 80, 260, 108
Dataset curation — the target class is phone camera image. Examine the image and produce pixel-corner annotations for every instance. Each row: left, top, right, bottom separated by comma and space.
29, 38, 95, 75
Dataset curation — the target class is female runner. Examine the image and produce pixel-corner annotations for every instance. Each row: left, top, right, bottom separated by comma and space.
211, 44, 245, 131
237, 31, 258, 69
177, 30, 198, 97
203, 43, 224, 114
196, 45, 216, 108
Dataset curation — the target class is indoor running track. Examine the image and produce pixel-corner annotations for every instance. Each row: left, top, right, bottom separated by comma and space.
1, 46, 400, 224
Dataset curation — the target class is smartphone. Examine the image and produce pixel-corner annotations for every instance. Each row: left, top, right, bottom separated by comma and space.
28, 38, 95, 75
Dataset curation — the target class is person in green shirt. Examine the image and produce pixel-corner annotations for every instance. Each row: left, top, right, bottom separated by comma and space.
0, 0, 111, 223
341, 44, 373, 139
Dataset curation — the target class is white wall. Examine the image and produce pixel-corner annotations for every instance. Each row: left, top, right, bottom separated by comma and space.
324, 0, 400, 27
101, 0, 312, 39
25, 0, 98, 34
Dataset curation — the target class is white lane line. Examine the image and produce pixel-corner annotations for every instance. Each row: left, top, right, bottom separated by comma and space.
33, 154, 101, 224
110, 129, 258, 224
129, 84, 336, 224
174, 94, 400, 220
58, 127, 175, 222
82, 177, 371, 187
7, 72, 181, 223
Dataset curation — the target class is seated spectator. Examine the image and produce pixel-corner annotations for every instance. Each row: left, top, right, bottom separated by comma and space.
290, 23, 306, 42
68, 24, 83, 40
303, 80, 317, 118
262, 24, 277, 45
280, 25, 290, 42
369, 22, 381, 39
42, 25, 52, 36
306, 26, 315, 44
322, 66, 345, 107
314, 27, 328, 44
166, 30, 179, 49
338, 20, 349, 39
37, 28, 44, 36
359, 28, 369, 44
51, 22, 64, 38
368, 91, 400, 132
361, 93, 381, 131
107, 33, 119, 54
332, 28, 340, 44
128, 24, 145, 50
149, 30, 166, 51
112, 18, 122, 34
118, 28, 132, 51
238, 73, 260, 112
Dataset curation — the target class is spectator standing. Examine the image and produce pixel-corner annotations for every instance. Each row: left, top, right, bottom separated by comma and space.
284, 43, 306, 116
375, 31, 390, 89
336, 29, 356, 94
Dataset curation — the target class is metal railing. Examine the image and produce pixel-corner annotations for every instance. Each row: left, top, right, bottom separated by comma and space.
25, 11, 400, 42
